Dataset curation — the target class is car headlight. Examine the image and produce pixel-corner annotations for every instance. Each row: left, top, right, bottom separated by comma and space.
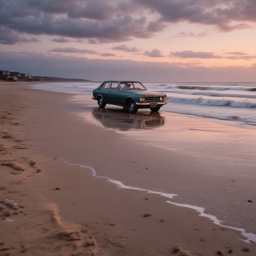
160, 97, 163, 101
139, 97, 145, 102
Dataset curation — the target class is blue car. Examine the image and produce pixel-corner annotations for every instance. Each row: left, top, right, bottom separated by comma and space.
92, 81, 167, 114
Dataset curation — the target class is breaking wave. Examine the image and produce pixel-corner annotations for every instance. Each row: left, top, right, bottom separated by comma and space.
167, 96, 256, 108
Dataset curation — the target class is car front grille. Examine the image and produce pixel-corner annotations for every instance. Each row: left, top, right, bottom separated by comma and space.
146, 96, 161, 102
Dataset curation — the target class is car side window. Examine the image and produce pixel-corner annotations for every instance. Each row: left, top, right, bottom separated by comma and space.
110, 82, 119, 90
102, 82, 110, 89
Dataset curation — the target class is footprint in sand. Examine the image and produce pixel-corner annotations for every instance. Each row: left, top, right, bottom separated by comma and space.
13, 145, 28, 149
1, 162, 24, 172
172, 246, 191, 256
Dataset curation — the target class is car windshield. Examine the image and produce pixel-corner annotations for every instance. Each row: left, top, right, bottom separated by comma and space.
120, 82, 146, 90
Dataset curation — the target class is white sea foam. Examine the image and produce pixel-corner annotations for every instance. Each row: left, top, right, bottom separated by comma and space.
166, 96, 256, 108
62, 159, 177, 200
146, 84, 256, 91
167, 201, 256, 243
161, 89, 256, 99
62, 159, 256, 244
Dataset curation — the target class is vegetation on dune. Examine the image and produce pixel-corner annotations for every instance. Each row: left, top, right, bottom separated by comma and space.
248, 88, 256, 91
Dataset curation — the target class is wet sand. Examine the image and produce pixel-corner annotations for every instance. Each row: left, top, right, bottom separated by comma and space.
0, 81, 256, 255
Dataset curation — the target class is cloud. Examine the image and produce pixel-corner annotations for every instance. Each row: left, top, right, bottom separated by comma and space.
135, 0, 256, 32
88, 39, 98, 44
217, 23, 251, 32
144, 49, 164, 57
224, 54, 256, 60
1, 0, 256, 45
171, 51, 222, 59
170, 50, 256, 60
0, 26, 40, 45
101, 53, 115, 57
226, 52, 247, 56
112, 44, 139, 52
49, 47, 98, 54
0, 1, 159, 43
67, 1, 140, 21
51, 37, 70, 43
1, 51, 256, 82
176, 32, 207, 38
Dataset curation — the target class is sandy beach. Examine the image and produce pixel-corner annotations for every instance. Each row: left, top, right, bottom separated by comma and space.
0, 81, 256, 256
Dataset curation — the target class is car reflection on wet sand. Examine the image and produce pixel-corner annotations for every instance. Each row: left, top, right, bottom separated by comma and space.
92, 108, 165, 131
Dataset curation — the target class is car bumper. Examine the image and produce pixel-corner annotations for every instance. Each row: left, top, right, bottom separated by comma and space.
136, 102, 167, 106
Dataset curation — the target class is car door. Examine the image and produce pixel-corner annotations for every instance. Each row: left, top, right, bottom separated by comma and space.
108, 82, 121, 105
118, 82, 130, 106
100, 82, 111, 103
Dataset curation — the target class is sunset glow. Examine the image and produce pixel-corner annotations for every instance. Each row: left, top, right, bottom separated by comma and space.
1, 0, 256, 81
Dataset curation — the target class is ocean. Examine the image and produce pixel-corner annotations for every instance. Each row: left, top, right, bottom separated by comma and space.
31, 82, 256, 126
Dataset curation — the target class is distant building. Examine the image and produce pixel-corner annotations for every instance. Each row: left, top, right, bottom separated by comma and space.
10, 72, 20, 76
2, 70, 10, 76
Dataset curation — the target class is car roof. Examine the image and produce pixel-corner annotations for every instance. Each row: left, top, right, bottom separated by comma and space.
103, 81, 141, 83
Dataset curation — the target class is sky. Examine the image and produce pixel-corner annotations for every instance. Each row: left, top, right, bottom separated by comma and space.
0, 0, 256, 82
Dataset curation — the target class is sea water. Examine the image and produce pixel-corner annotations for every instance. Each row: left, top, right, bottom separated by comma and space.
31, 82, 256, 126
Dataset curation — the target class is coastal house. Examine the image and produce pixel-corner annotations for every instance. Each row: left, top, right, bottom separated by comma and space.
10, 72, 20, 76
2, 70, 10, 76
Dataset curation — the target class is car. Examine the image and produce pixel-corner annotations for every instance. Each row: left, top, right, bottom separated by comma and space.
92, 81, 167, 114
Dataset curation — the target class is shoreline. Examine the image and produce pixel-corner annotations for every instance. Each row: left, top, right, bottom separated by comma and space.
17, 80, 256, 129
1, 82, 256, 255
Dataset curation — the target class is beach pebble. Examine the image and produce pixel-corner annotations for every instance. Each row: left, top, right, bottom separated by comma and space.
172, 246, 180, 253
55, 187, 60, 190
227, 249, 233, 254
216, 251, 224, 255
36, 169, 42, 173
20, 248, 27, 253
142, 213, 152, 217
29, 160, 36, 167
242, 248, 250, 252
248, 200, 252, 203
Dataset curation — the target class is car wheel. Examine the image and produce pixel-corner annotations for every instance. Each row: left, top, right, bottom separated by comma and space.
98, 97, 106, 108
128, 100, 138, 114
150, 106, 160, 112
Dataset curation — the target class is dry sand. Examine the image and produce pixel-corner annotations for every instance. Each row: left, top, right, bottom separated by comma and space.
0, 81, 255, 256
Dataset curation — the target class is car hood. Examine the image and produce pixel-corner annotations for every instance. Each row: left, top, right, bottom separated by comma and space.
133, 90, 166, 97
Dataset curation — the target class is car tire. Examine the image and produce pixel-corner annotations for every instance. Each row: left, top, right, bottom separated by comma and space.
98, 97, 106, 108
128, 100, 138, 114
150, 106, 160, 112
